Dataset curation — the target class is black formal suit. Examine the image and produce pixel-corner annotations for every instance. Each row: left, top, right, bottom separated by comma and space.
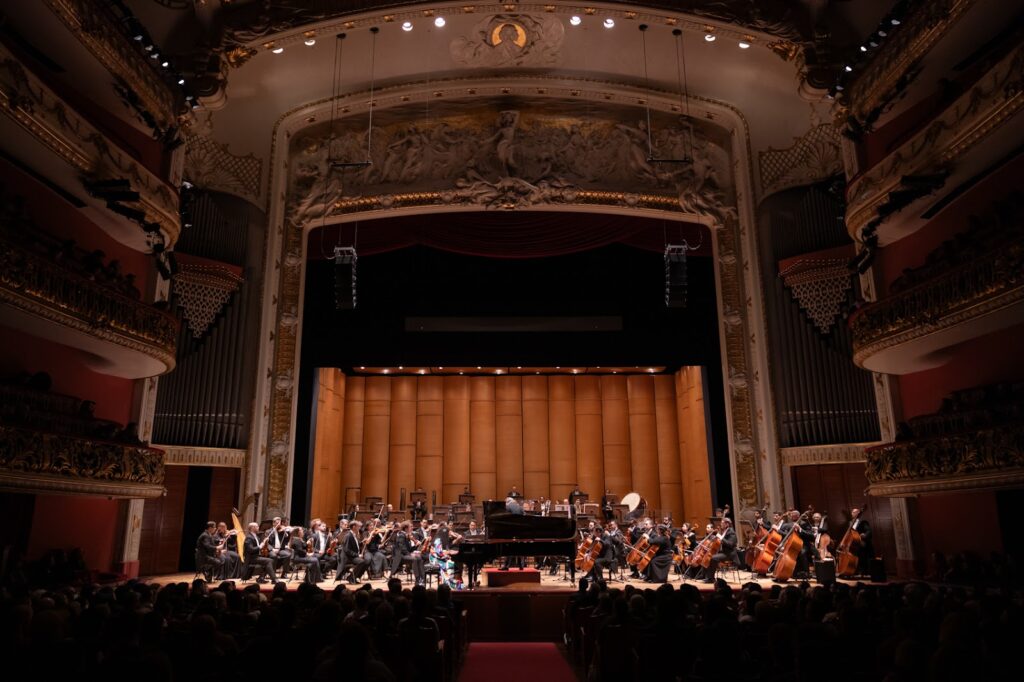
337, 529, 367, 583
389, 531, 425, 584
585, 532, 617, 582
195, 531, 223, 579
363, 529, 387, 578
289, 536, 322, 583
267, 527, 292, 573
243, 532, 278, 582
850, 517, 874, 571
215, 531, 242, 579
310, 529, 337, 573
706, 526, 740, 582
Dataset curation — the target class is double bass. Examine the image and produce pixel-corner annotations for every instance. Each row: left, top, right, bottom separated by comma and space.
743, 504, 770, 569
835, 505, 867, 577
770, 508, 811, 582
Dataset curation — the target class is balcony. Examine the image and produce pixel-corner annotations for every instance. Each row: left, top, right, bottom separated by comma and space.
850, 201, 1024, 374
866, 383, 1024, 496
0, 229, 178, 379
0, 41, 180, 252
845, 38, 1024, 246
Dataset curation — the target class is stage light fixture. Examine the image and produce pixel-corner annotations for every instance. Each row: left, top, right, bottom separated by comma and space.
272, 46, 284, 54
860, 45, 868, 52
704, 32, 716, 42
665, 244, 689, 308
434, 17, 446, 28
161, 60, 169, 67
305, 38, 316, 46
878, 29, 887, 37
603, 18, 615, 28
177, 78, 185, 85
570, 16, 582, 26
844, 65, 852, 72
402, 21, 413, 31
738, 41, 750, 49
891, 18, 901, 26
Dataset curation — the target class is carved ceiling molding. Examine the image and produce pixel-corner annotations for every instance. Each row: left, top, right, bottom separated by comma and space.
42, 0, 182, 133
840, 0, 976, 129
845, 41, 1024, 242
758, 124, 843, 199
222, 2, 806, 59
247, 76, 777, 519
866, 423, 1024, 497
184, 134, 263, 205
158, 445, 246, 468
780, 442, 877, 468
0, 233, 179, 377
0, 44, 182, 247
851, 239, 1024, 373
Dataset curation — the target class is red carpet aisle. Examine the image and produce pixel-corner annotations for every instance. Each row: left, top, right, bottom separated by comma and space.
457, 643, 577, 682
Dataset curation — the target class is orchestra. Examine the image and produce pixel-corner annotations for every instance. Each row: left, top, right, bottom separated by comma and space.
195, 491, 878, 588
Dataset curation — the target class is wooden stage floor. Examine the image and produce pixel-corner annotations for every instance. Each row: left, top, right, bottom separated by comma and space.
142, 568, 886, 593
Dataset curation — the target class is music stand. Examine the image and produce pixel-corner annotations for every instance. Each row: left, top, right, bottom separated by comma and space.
458, 493, 475, 505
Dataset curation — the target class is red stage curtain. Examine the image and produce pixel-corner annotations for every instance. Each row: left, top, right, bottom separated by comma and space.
307, 212, 709, 259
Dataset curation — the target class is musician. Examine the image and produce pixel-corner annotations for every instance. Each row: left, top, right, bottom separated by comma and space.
505, 495, 523, 515
644, 525, 674, 583
363, 521, 388, 579
703, 518, 740, 583
582, 525, 616, 583
267, 516, 293, 574
413, 519, 431, 544
539, 497, 551, 517
465, 520, 483, 538
336, 520, 368, 584
288, 527, 323, 584
435, 522, 462, 550
311, 521, 337, 573
215, 521, 242, 579
244, 522, 279, 583
196, 521, 224, 580
810, 512, 830, 558
379, 504, 393, 522
389, 521, 425, 585
850, 507, 873, 572
411, 490, 427, 521
507, 486, 522, 500
601, 489, 615, 522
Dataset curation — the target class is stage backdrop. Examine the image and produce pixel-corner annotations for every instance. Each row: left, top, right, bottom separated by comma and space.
309, 369, 713, 527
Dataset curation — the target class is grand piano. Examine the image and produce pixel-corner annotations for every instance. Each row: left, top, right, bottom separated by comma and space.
457, 501, 577, 588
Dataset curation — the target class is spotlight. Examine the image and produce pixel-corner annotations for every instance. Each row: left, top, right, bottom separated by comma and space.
891, 18, 901, 26
161, 60, 169, 68
836, 84, 844, 91
150, 52, 159, 59
704, 33, 716, 42
738, 41, 750, 49
434, 17, 446, 28
603, 18, 615, 29
402, 21, 413, 31
177, 77, 185, 85
844, 65, 853, 72
570, 15, 582, 26
878, 29, 887, 37
133, 33, 143, 41
272, 46, 284, 54
304, 38, 316, 46
144, 44, 154, 51
860, 45, 868, 52
869, 40, 878, 47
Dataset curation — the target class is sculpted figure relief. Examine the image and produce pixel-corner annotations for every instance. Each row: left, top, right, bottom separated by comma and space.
287, 105, 737, 222
450, 14, 565, 68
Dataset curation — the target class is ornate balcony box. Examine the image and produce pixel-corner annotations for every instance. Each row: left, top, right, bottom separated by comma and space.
866, 422, 1024, 496
0, 231, 178, 379
850, 239, 1024, 374
0, 423, 165, 498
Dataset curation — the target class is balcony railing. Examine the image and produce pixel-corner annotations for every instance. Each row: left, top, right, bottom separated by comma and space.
0, 231, 178, 377
851, 238, 1024, 372
0, 423, 165, 498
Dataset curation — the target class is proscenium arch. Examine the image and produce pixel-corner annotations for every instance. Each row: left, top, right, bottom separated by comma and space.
248, 76, 780, 522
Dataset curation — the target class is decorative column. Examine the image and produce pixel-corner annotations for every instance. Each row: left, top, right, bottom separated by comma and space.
889, 496, 918, 578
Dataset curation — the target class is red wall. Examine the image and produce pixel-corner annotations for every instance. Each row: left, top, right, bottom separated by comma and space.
0, 157, 151, 283
874, 152, 1024, 297
27, 495, 121, 572
0, 325, 135, 425
897, 321, 1024, 420
915, 490, 1003, 558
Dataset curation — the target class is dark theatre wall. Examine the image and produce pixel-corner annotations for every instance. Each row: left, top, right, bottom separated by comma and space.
27, 495, 120, 573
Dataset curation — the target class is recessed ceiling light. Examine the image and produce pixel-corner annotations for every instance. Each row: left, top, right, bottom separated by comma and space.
434, 17, 446, 28
272, 47, 284, 54
177, 78, 185, 85
648, 368, 655, 373
570, 16, 582, 26
438, 366, 444, 370
738, 41, 750, 49
305, 38, 316, 46
704, 33, 716, 42
383, 369, 390, 373
603, 18, 615, 29
878, 29, 887, 37
476, 366, 482, 369
459, 371, 464, 375
845, 65, 853, 72
891, 18, 901, 26
419, 369, 426, 374
398, 366, 404, 370
860, 45, 868, 52
402, 21, 413, 31
359, 366, 365, 370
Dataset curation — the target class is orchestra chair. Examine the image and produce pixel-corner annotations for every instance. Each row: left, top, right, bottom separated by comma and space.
194, 549, 215, 582
423, 563, 440, 588
717, 560, 742, 584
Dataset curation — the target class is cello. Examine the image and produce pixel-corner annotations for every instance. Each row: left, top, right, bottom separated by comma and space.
770, 508, 811, 582
743, 504, 770, 569
579, 534, 603, 574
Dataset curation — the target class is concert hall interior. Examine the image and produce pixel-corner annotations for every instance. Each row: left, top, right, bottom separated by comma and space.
1, 0, 1023, 679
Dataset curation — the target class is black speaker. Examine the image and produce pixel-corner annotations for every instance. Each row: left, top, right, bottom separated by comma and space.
814, 559, 836, 584
664, 246, 687, 308
870, 558, 886, 583
333, 247, 357, 310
